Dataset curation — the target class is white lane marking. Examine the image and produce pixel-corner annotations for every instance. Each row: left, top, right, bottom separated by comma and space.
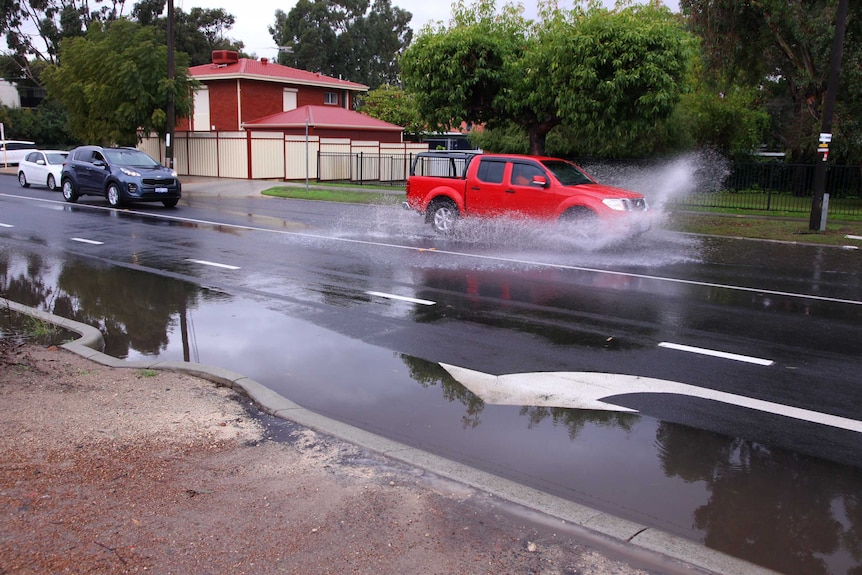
440, 363, 862, 433
0, 223, 13, 228
71, 237, 104, 245
658, 342, 774, 366
4, 193, 860, 307
366, 291, 436, 306
186, 259, 240, 270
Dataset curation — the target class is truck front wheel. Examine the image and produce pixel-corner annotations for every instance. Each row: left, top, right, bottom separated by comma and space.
559, 206, 599, 237
427, 199, 459, 235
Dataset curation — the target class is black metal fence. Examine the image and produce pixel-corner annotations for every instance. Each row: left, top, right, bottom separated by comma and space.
317, 151, 416, 185
315, 152, 862, 217
665, 162, 862, 217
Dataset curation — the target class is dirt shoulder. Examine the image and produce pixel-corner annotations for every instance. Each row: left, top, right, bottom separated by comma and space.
0, 344, 686, 575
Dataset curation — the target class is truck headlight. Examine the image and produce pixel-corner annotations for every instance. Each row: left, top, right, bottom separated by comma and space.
602, 198, 628, 211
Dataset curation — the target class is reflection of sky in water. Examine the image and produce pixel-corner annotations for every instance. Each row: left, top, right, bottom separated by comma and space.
136, 293, 708, 539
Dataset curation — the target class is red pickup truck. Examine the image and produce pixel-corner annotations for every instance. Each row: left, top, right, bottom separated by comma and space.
404, 151, 650, 235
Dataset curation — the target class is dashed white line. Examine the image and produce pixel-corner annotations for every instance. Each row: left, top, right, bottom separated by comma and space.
0, 223, 13, 228
659, 342, 774, 366
366, 291, 436, 306
71, 237, 104, 245
186, 259, 240, 270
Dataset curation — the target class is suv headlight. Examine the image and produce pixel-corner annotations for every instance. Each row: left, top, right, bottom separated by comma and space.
121, 167, 142, 177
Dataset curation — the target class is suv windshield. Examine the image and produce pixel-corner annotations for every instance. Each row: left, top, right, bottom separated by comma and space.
103, 149, 160, 167
541, 160, 594, 186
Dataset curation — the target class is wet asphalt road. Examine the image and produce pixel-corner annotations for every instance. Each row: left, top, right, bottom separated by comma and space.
2, 179, 862, 575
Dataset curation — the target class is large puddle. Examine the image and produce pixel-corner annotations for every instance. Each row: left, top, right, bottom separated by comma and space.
2, 243, 861, 575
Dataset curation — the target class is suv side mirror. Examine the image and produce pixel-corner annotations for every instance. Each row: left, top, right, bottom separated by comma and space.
93, 160, 107, 168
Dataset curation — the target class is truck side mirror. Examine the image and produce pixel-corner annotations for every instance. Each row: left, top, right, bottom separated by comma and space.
532, 175, 549, 188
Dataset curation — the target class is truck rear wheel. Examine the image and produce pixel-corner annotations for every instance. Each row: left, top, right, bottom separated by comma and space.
427, 199, 459, 235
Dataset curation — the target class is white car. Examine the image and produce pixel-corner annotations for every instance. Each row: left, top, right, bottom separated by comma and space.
1, 140, 37, 166
18, 150, 69, 191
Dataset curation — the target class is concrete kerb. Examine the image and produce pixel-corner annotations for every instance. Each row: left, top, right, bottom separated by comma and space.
3, 300, 780, 575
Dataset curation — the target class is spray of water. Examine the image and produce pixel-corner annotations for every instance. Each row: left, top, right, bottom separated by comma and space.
583, 149, 732, 211
325, 150, 730, 268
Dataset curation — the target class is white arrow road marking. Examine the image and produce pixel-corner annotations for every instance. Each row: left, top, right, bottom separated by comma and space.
439, 363, 862, 433
71, 237, 104, 245
186, 259, 240, 270
366, 291, 436, 306
658, 342, 774, 366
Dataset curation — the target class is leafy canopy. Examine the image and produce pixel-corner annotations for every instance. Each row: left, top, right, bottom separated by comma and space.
356, 85, 425, 136
681, 0, 862, 162
269, 0, 413, 89
132, 0, 246, 66
41, 19, 197, 147
400, 0, 694, 156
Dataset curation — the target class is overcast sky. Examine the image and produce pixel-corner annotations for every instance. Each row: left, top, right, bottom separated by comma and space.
177, 0, 680, 62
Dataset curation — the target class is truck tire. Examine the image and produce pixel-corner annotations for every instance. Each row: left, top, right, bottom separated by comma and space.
559, 207, 598, 236
427, 198, 459, 235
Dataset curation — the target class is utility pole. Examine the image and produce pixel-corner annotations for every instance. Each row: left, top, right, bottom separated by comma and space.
809, 0, 848, 231
165, 0, 176, 169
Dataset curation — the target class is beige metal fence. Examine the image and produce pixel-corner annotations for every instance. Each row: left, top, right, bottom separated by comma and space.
139, 132, 428, 181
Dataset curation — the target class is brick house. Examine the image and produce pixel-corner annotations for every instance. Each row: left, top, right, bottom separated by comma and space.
143, 51, 421, 181
177, 50, 370, 132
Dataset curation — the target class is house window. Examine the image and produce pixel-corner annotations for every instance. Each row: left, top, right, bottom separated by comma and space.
283, 88, 297, 111
324, 92, 338, 105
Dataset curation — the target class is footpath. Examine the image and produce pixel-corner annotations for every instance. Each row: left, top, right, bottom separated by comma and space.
0, 173, 779, 575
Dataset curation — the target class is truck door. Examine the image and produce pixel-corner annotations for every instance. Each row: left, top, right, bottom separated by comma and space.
505, 160, 559, 217
467, 158, 507, 216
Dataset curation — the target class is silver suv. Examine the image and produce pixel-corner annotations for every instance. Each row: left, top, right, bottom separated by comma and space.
60, 146, 181, 208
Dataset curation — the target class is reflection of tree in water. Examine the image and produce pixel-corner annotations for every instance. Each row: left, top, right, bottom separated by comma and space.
517, 405, 636, 439
400, 355, 639, 437
56, 261, 203, 358
0, 252, 55, 310
401, 355, 485, 428
656, 423, 862, 575
1, 252, 210, 359
839, 474, 862, 575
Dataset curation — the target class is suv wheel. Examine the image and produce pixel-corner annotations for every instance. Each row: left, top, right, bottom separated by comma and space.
106, 183, 123, 208
61, 179, 78, 203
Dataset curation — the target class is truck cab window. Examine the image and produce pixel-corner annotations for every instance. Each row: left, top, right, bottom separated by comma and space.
476, 159, 505, 184
511, 163, 545, 186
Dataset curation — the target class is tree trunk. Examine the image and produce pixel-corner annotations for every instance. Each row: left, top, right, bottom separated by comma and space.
527, 117, 562, 156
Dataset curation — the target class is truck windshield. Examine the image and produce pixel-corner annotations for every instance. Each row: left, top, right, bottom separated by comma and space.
541, 160, 594, 186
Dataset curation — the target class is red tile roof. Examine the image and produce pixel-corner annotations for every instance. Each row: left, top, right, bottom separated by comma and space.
189, 58, 368, 92
243, 105, 403, 131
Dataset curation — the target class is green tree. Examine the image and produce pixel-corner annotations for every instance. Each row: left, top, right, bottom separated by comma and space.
400, 0, 693, 156
0, 0, 121, 73
41, 19, 196, 146
356, 85, 424, 136
132, 0, 245, 66
269, 0, 412, 88
681, 0, 862, 162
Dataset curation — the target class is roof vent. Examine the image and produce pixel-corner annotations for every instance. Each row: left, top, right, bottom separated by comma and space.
212, 50, 239, 65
